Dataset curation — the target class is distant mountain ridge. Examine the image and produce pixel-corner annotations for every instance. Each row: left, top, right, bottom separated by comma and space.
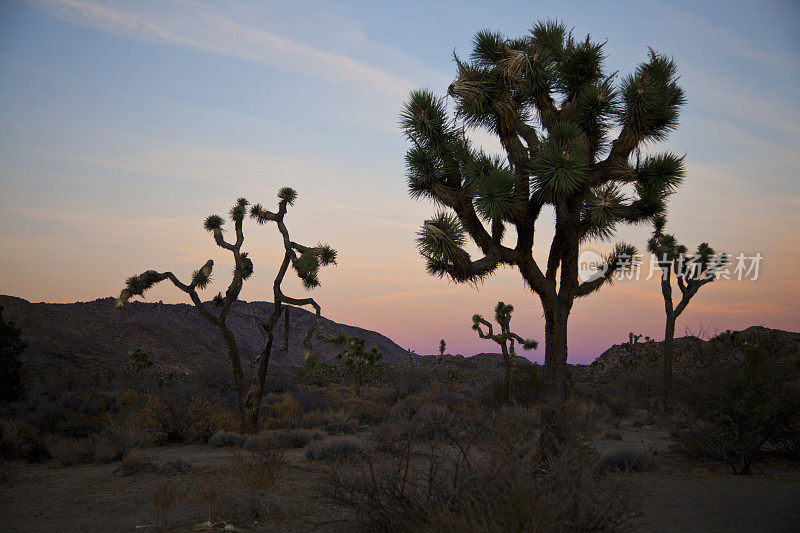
0, 295, 408, 371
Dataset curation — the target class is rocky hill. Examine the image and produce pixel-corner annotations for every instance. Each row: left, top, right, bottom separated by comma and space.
589, 326, 800, 377
0, 295, 408, 372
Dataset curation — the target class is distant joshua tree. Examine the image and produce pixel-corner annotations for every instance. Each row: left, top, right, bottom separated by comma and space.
402, 21, 685, 402
116, 188, 336, 433
472, 302, 538, 403
0, 304, 26, 404
437, 339, 446, 366
327, 331, 382, 397
648, 215, 726, 397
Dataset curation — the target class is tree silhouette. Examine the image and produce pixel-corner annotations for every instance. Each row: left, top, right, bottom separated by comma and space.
116, 189, 336, 433
402, 20, 685, 400
0, 304, 26, 404
647, 215, 726, 397
472, 301, 537, 403
326, 331, 382, 397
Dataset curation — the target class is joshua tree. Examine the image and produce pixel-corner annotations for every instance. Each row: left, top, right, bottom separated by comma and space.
327, 331, 382, 396
116, 189, 336, 433
472, 301, 538, 402
437, 339, 447, 366
647, 215, 726, 397
0, 305, 26, 404
402, 21, 684, 400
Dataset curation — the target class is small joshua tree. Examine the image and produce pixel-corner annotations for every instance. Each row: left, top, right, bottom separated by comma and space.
327, 331, 382, 397
0, 304, 26, 404
402, 21, 685, 401
647, 215, 726, 397
472, 302, 538, 403
437, 339, 446, 366
116, 189, 336, 433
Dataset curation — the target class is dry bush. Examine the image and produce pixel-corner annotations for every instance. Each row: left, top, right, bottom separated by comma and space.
597, 449, 655, 473
671, 345, 800, 474
150, 479, 186, 531
602, 430, 623, 440
0, 418, 49, 463
136, 394, 237, 445
319, 430, 639, 532
245, 429, 325, 450
120, 451, 156, 476
323, 410, 356, 435
207, 430, 245, 448
305, 436, 366, 461
197, 450, 287, 525
48, 436, 94, 466
261, 393, 304, 429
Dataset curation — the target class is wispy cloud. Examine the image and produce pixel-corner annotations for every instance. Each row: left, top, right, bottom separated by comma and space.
29, 0, 417, 101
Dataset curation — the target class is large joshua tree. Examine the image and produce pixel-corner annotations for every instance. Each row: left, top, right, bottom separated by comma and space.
647, 215, 726, 397
472, 301, 538, 403
116, 189, 336, 433
402, 21, 685, 399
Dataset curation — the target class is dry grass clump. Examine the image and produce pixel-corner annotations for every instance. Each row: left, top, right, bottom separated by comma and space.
244, 429, 325, 450
597, 449, 655, 473
207, 430, 245, 448
323, 410, 356, 435
196, 450, 287, 526
0, 418, 49, 463
305, 436, 366, 461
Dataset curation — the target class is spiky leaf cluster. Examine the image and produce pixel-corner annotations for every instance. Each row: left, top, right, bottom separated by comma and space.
278, 187, 298, 205
191, 268, 211, 289
240, 252, 254, 280
204, 215, 224, 232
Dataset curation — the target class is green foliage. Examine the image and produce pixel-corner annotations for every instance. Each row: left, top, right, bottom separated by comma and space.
0, 305, 26, 403
127, 348, 153, 370
191, 268, 211, 290
278, 187, 298, 205
203, 214, 224, 232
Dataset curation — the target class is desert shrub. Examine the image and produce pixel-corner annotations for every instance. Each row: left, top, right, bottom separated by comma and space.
56, 419, 100, 439
161, 459, 192, 474
323, 409, 355, 435
136, 393, 236, 445
305, 436, 366, 461
319, 431, 638, 531
119, 451, 157, 476
248, 429, 325, 449
410, 404, 454, 440
598, 392, 631, 418
673, 345, 800, 474
208, 431, 245, 448
366, 421, 408, 455
350, 399, 391, 426
483, 363, 543, 406
602, 430, 623, 440
92, 424, 135, 463
48, 436, 95, 466
198, 450, 286, 524
0, 418, 49, 463
136, 394, 173, 445
261, 393, 303, 429
151, 479, 186, 532
597, 449, 655, 473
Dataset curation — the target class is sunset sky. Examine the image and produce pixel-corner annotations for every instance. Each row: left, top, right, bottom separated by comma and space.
1, 0, 798, 363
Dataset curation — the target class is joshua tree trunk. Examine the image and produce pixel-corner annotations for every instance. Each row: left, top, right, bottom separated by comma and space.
663, 312, 676, 398
218, 322, 246, 425
543, 304, 570, 400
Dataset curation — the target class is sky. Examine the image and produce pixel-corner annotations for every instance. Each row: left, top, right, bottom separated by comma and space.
0, 0, 798, 363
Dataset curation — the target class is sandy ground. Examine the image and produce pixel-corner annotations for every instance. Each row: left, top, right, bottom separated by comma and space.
2, 428, 799, 532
